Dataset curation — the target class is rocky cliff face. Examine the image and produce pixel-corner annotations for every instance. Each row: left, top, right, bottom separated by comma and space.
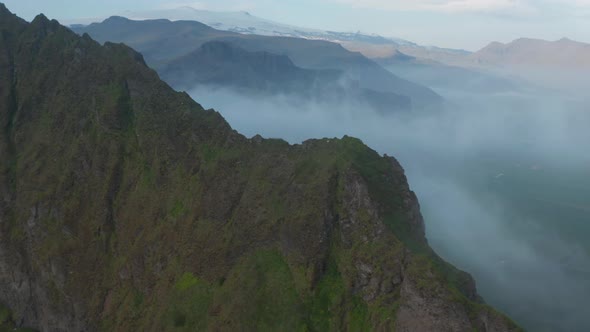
0, 4, 520, 331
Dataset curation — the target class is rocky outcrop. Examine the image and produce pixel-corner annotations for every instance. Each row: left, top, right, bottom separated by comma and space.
0, 4, 520, 331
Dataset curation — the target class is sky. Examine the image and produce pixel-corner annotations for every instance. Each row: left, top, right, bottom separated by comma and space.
3, 0, 590, 50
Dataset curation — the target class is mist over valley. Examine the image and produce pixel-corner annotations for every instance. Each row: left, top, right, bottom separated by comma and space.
188, 73, 590, 331
1, 1, 589, 331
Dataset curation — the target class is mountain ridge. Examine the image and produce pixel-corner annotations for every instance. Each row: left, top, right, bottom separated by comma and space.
0, 4, 519, 331
92, 7, 472, 69
74, 16, 442, 110
160, 40, 413, 112
79, 6, 417, 47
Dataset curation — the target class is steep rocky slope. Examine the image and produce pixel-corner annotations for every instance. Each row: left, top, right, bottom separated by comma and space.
0, 4, 519, 331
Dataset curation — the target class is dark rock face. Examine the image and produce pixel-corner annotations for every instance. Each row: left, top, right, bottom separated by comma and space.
0, 5, 520, 332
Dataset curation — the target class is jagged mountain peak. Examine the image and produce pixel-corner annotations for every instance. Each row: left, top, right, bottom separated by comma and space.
31, 12, 50, 23
30, 13, 62, 31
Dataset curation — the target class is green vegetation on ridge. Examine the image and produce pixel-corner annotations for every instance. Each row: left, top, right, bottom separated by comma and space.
0, 4, 520, 332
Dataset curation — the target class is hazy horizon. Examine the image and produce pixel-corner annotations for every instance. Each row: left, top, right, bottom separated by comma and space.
4, 0, 590, 50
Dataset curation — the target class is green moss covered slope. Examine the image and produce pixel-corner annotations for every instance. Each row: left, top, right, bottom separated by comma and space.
0, 4, 520, 331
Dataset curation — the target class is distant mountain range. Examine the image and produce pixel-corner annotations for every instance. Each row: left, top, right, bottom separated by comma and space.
467, 38, 590, 69
68, 7, 590, 98
374, 51, 527, 95
73, 16, 442, 111
161, 40, 412, 111
374, 37, 590, 96
119, 7, 416, 46
447, 38, 590, 95
67, 7, 590, 72
67, 7, 470, 69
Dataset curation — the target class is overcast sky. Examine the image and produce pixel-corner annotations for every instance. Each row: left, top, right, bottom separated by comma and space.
4, 0, 590, 50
